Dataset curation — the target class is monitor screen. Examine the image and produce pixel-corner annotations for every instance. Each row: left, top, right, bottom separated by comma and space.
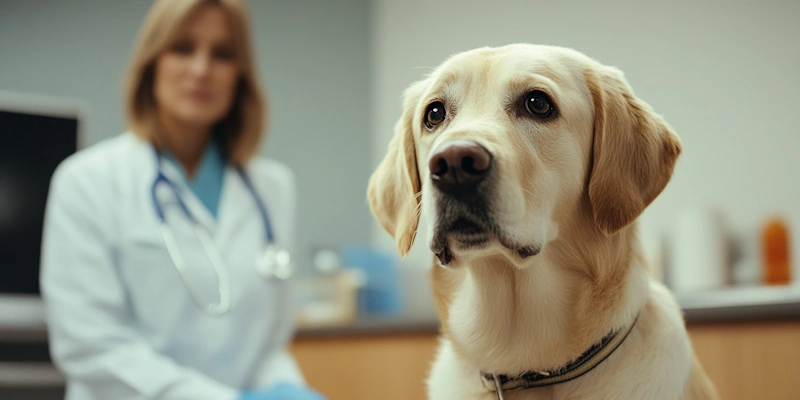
0, 108, 79, 295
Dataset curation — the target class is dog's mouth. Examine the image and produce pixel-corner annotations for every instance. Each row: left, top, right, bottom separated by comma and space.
431, 216, 541, 266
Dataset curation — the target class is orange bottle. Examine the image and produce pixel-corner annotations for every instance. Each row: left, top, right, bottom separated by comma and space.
762, 217, 791, 285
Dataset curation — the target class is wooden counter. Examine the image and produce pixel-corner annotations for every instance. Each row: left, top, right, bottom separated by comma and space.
292, 320, 800, 400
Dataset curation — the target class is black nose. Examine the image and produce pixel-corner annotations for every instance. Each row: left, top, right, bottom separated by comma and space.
428, 140, 492, 194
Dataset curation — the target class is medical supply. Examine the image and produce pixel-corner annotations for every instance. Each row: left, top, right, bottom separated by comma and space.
291, 269, 364, 328
762, 217, 791, 285
667, 208, 729, 293
341, 245, 404, 316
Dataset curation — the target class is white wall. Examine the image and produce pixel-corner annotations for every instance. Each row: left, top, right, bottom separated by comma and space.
0, 0, 373, 272
2, 0, 797, 318
371, 0, 800, 316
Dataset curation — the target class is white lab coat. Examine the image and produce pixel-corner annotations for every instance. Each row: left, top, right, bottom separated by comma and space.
40, 132, 304, 400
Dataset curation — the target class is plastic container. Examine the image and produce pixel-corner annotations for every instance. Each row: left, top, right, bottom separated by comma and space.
341, 245, 404, 317
762, 217, 791, 285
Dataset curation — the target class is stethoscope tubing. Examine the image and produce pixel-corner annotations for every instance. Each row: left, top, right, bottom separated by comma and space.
150, 146, 279, 316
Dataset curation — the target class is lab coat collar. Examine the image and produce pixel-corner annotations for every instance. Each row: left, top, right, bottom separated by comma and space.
156, 154, 223, 234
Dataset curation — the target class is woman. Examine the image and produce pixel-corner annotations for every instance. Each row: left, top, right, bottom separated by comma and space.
40, 1, 325, 399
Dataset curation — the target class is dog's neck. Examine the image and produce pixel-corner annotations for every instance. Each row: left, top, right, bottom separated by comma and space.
441, 224, 649, 375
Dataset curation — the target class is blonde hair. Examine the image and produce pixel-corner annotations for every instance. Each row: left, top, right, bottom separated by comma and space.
124, 0, 266, 165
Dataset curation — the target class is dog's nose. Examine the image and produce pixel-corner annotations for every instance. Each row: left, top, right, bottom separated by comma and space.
429, 140, 492, 194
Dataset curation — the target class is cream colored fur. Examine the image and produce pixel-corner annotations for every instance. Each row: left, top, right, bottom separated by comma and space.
368, 44, 718, 400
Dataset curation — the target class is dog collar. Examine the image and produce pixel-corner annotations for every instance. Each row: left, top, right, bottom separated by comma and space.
480, 315, 638, 399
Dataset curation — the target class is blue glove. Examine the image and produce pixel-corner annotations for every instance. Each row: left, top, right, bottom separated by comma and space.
238, 382, 327, 400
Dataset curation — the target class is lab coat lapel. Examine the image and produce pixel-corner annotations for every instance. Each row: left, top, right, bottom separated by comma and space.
215, 166, 252, 244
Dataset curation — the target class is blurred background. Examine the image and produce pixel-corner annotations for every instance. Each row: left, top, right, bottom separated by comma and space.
1, 0, 799, 399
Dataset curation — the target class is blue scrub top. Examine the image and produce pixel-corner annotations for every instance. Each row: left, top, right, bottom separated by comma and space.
165, 140, 226, 218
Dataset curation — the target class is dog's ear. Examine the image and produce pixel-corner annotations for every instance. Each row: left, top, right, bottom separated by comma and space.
585, 66, 682, 236
368, 81, 426, 256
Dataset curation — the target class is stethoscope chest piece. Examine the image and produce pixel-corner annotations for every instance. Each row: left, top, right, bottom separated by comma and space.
255, 244, 292, 280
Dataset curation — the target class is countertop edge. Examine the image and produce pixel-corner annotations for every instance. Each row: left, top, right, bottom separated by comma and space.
3, 286, 800, 340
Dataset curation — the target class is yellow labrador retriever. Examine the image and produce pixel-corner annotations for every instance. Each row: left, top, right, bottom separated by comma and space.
368, 44, 718, 400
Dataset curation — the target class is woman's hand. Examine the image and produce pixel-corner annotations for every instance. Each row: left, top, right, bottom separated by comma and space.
238, 382, 327, 400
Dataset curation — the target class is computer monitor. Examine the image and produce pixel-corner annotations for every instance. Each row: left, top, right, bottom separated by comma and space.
0, 91, 85, 329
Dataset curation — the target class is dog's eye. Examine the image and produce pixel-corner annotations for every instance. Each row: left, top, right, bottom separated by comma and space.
424, 102, 446, 129
524, 91, 554, 118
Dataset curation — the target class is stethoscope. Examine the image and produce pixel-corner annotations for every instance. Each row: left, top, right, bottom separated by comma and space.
150, 146, 292, 316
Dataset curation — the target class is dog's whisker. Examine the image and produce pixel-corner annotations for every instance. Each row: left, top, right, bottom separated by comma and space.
520, 187, 536, 199
413, 192, 423, 215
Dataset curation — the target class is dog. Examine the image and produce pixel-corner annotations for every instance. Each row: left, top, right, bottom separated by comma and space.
367, 44, 718, 399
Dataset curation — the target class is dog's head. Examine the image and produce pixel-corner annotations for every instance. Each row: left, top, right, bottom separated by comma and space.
368, 44, 681, 268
